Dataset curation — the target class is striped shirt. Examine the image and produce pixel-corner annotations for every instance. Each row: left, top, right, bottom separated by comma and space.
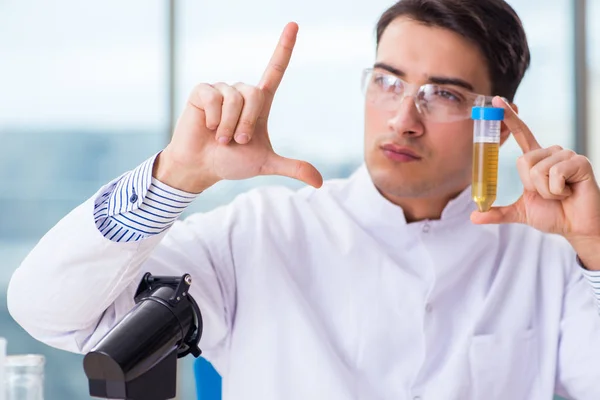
582, 265, 600, 311
93, 154, 600, 308
94, 154, 198, 243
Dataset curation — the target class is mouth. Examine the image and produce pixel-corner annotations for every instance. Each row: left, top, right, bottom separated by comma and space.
380, 143, 422, 162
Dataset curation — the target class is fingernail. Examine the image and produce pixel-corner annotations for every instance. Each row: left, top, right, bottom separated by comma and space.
235, 133, 249, 144
218, 136, 230, 144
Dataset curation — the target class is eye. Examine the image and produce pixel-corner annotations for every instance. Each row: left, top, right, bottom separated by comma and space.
434, 89, 462, 102
373, 73, 402, 93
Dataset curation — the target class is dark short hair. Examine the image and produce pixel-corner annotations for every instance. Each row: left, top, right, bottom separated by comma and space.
376, 0, 530, 102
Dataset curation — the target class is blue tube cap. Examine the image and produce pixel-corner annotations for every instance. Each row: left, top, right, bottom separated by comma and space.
471, 106, 504, 121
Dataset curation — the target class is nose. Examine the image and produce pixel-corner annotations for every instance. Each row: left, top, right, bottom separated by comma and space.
387, 95, 425, 137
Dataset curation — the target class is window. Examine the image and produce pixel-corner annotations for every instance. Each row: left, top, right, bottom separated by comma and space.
0, 1, 166, 398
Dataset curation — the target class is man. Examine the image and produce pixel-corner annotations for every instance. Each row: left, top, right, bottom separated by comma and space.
7, 0, 600, 398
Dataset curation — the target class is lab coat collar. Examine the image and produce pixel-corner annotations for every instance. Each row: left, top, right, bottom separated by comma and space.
342, 164, 476, 230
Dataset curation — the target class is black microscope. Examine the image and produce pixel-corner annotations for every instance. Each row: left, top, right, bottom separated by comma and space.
82, 272, 203, 400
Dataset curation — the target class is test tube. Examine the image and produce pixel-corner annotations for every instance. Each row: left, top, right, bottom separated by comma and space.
471, 106, 504, 212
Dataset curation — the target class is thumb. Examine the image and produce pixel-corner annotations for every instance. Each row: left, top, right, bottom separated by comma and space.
264, 153, 324, 188
470, 204, 522, 225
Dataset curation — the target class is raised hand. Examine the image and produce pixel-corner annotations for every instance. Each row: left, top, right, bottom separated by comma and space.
153, 22, 323, 193
471, 97, 600, 247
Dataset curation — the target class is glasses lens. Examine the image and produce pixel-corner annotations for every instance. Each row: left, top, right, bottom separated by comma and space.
418, 84, 469, 121
361, 69, 494, 123
362, 70, 404, 110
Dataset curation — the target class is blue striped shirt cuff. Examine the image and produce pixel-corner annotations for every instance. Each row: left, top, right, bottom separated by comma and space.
580, 259, 600, 311
94, 154, 198, 242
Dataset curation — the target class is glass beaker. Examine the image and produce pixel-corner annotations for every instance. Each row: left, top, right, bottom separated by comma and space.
0, 338, 6, 400
5, 355, 45, 400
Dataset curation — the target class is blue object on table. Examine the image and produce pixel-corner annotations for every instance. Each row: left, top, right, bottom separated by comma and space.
194, 357, 222, 400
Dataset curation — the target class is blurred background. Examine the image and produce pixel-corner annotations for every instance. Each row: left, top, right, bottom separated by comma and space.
0, 0, 596, 398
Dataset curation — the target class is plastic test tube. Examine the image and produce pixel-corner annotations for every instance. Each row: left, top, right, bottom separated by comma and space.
471, 106, 505, 212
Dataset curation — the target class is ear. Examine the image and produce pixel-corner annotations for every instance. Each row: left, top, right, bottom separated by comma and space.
499, 102, 518, 146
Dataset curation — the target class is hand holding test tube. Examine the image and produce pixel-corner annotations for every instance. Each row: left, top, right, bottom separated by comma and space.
470, 96, 600, 270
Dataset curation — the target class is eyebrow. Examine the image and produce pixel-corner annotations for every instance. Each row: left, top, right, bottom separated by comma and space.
373, 62, 475, 92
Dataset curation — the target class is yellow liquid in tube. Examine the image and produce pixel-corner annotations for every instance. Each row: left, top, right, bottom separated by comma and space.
472, 141, 499, 212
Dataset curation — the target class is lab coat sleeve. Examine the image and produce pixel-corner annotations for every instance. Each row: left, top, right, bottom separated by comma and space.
6, 162, 240, 358
554, 258, 600, 398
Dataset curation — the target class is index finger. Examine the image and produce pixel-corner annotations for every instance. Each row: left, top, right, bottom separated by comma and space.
258, 22, 298, 118
492, 96, 541, 153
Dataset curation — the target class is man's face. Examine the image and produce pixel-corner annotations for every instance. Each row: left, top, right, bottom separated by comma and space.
364, 17, 492, 202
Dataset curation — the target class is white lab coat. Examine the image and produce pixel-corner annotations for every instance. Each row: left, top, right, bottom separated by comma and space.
7, 164, 600, 400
